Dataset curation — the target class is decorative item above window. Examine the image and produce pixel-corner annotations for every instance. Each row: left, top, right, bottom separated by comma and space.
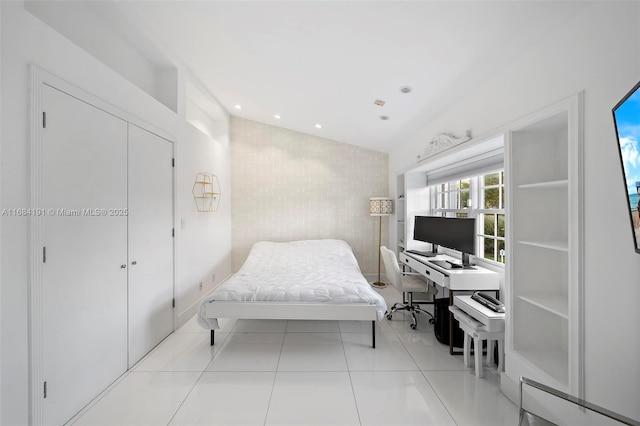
417, 129, 472, 162
192, 172, 221, 212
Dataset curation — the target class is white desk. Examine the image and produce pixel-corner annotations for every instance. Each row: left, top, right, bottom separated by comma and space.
399, 251, 499, 354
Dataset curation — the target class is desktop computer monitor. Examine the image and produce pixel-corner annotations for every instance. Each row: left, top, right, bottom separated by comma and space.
413, 216, 476, 265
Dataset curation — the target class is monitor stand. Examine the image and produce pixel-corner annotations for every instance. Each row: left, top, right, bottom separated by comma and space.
462, 253, 475, 269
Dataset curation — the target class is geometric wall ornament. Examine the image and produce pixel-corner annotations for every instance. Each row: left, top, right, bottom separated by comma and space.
192, 172, 221, 212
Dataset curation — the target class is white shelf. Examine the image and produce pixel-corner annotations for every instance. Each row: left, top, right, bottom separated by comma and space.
517, 240, 568, 252
518, 179, 568, 189
396, 171, 429, 256
506, 93, 583, 403
518, 294, 568, 319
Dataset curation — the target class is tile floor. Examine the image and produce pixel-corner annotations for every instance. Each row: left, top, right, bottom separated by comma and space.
69, 286, 519, 426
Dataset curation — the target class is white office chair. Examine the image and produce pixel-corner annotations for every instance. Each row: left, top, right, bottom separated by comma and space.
380, 246, 438, 330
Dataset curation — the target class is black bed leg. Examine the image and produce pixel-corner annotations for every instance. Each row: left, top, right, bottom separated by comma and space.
372, 321, 376, 348
210, 330, 215, 346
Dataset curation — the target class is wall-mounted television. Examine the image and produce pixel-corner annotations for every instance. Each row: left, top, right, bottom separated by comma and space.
413, 216, 476, 266
612, 79, 640, 254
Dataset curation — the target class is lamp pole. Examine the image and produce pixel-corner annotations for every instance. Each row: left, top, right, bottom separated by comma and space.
369, 197, 392, 288
372, 215, 385, 287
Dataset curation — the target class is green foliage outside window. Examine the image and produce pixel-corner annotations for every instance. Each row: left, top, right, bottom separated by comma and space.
484, 188, 500, 208
484, 172, 500, 186
483, 238, 495, 261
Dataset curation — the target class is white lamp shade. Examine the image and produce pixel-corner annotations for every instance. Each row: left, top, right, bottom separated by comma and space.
369, 197, 393, 216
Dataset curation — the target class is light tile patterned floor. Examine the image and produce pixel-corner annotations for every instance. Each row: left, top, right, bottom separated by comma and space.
70, 286, 518, 426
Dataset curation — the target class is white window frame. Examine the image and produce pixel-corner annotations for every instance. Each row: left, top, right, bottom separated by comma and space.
477, 170, 506, 264
429, 169, 505, 266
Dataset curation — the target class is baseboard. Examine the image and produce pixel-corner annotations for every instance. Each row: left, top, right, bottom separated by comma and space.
500, 372, 520, 406
176, 303, 199, 330
176, 274, 232, 329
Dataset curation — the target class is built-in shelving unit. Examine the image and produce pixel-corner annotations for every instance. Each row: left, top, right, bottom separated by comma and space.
394, 171, 431, 303
504, 93, 584, 398
395, 171, 430, 256
396, 175, 406, 253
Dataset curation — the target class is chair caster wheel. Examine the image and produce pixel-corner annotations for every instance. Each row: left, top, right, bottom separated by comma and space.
386, 314, 393, 320
429, 319, 435, 324
410, 324, 417, 330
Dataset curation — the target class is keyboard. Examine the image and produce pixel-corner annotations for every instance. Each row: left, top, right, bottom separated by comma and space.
471, 291, 505, 313
430, 260, 463, 269
406, 250, 436, 257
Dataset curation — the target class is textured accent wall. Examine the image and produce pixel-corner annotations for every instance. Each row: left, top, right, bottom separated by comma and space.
231, 117, 389, 274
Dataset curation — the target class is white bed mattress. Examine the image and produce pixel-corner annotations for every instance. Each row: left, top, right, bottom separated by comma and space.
198, 239, 388, 329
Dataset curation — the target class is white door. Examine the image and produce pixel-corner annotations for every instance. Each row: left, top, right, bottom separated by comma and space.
127, 124, 174, 366
41, 84, 128, 425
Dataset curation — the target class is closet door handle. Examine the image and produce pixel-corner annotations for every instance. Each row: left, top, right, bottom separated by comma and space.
131, 261, 137, 266
120, 264, 127, 269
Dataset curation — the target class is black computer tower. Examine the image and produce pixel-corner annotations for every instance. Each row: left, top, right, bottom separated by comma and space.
434, 297, 464, 347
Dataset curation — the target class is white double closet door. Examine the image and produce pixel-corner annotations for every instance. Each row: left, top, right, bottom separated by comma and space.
40, 84, 173, 426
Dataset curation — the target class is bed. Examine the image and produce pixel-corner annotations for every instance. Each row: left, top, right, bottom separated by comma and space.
198, 239, 388, 348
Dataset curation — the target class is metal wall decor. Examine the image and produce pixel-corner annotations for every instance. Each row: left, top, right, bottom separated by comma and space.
193, 172, 221, 212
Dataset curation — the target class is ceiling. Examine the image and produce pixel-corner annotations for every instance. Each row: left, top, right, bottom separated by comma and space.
48, 1, 591, 153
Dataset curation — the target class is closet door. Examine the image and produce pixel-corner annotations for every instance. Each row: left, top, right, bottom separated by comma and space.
41, 85, 128, 426
127, 124, 174, 366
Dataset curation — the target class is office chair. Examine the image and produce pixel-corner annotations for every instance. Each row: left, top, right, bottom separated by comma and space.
380, 246, 438, 330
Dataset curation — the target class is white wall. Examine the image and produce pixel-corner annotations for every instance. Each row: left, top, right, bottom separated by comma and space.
175, 123, 232, 326
389, 2, 640, 419
0, 2, 231, 424
24, 0, 180, 113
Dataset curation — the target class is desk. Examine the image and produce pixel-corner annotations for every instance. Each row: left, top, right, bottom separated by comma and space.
399, 251, 499, 355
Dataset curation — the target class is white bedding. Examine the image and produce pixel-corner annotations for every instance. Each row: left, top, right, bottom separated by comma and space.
198, 239, 388, 329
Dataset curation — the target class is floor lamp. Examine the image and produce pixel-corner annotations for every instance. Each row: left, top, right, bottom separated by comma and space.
370, 197, 393, 288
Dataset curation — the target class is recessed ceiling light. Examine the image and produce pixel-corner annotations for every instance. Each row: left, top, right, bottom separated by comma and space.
380, 115, 390, 120
233, 104, 242, 110
315, 124, 322, 129
400, 86, 413, 94
274, 114, 281, 119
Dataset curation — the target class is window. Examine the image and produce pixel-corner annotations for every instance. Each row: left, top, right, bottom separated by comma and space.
430, 170, 506, 264
434, 179, 471, 215
479, 171, 506, 263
